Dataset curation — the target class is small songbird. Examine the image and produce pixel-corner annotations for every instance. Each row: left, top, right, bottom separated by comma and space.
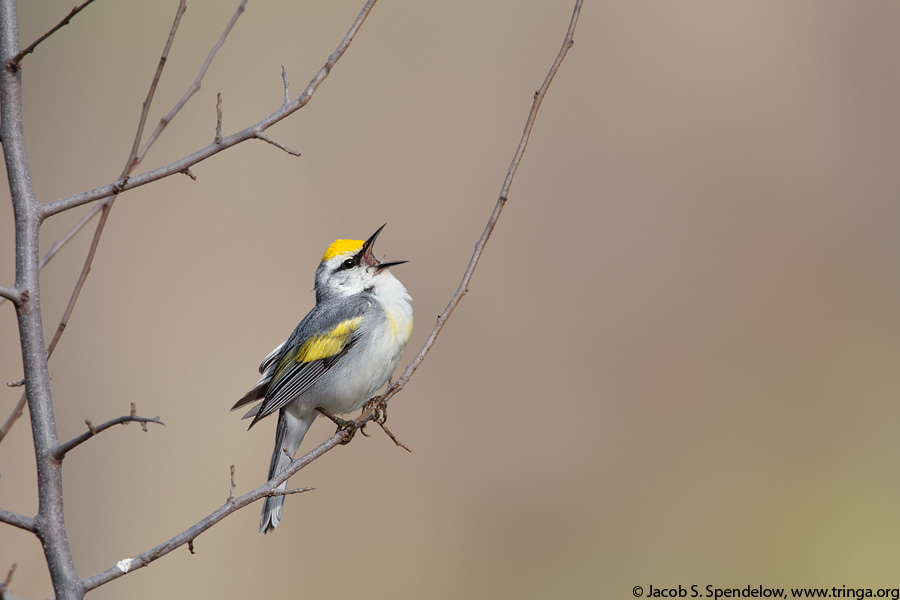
232, 224, 412, 534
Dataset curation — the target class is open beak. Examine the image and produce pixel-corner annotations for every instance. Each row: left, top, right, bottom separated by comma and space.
360, 224, 408, 272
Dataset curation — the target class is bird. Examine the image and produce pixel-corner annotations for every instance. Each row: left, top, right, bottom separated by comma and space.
232, 224, 413, 534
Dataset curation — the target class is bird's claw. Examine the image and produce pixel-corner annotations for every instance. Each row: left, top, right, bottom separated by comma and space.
362, 397, 388, 425
317, 407, 359, 444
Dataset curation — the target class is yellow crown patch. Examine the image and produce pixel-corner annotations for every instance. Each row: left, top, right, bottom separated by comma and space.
321, 239, 364, 262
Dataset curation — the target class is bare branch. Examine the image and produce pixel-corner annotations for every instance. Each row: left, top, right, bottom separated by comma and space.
25, 1, 246, 423
377, 420, 411, 452
9, 0, 244, 342
180, 168, 197, 181
125, 0, 188, 173
52, 408, 165, 460
41, 205, 99, 268
269, 487, 315, 497
0, 0, 82, 589
0, 394, 26, 445
215, 93, 223, 144
81, 432, 335, 592
135, 0, 248, 164
1, 161, 103, 313
7, 0, 98, 68
0, 509, 35, 533
228, 465, 236, 503
380, 0, 583, 408
0, 286, 19, 303
281, 66, 290, 106
1, 563, 17, 596
42, 0, 379, 219
41, 0, 193, 370
255, 132, 301, 156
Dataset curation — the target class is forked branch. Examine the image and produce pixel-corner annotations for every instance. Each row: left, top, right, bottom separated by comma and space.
41, 0, 378, 219
52, 404, 165, 460
7, 0, 98, 68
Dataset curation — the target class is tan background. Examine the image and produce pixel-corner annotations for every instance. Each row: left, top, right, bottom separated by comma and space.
2, 1, 900, 598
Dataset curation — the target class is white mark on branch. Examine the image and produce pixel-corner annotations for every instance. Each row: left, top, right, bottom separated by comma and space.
115, 558, 134, 574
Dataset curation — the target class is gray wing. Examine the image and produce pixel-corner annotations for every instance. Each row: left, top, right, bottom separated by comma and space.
232, 294, 372, 428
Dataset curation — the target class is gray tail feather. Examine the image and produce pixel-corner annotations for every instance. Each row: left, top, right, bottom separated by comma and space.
259, 409, 314, 534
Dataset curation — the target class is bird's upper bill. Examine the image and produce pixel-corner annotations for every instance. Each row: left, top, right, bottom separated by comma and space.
321, 224, 407, 272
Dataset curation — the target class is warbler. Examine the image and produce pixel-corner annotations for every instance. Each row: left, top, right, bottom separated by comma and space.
232, 224, 413, 534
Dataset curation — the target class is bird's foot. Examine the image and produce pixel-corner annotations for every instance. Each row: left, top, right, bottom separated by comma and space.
316, 407, 359, 444
363, 396, 388, 425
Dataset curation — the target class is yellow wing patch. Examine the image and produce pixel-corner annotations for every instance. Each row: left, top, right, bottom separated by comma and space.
292, 316, 363, 363
321, 239, 364, 262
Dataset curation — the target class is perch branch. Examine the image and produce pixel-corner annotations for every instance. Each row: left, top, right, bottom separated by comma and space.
78, 1, 582, 592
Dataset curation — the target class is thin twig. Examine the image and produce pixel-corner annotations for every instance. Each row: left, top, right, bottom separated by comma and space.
0, 394, 26, 445
281, 66, 290, 105
269, 487, 315, 497
379, 0, 583, 408
42, 0, 377, 218
255, 132, 301, 156
215, 93, 223, 144
41, 0, 191, 368
125, 0, 188, 173
377, 420, 411, 452
135, 0, 248, 163
228, 465, 236, 503
41, 204, 99, 267
0, 562, 17, 597
3, 0, 246, 445
52, 409, 165, 460
7, 0, 98, 68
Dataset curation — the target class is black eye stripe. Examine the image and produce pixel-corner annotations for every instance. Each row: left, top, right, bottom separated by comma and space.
339, 257, 356, 271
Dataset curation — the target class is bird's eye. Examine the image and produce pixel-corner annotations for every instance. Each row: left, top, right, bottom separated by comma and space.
340, 258, 355, 270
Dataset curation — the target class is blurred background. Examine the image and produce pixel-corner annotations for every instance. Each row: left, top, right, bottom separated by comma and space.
2, 1, 900, 598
